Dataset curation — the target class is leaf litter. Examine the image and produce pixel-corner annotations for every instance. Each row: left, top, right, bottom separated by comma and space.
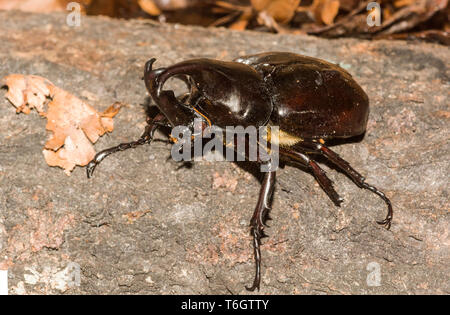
1, 74, 122, 175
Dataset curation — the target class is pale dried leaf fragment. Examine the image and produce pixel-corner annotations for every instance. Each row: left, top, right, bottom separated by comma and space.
2, 74, 121, 175
0, 0, 68, 13
138, 0, 161, 16
1, 74, 52, 114
100, 101, 123, 132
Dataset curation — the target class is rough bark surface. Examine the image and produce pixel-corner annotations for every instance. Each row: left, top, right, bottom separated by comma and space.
0, 11, 448, 294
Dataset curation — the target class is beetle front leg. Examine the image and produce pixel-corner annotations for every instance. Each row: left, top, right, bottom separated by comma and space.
86, 113, 168, 178
246, 166, 276, 292
296, 142, 393, 229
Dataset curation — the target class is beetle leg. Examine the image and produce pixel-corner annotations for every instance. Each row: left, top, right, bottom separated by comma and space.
246, 166, 276, 292
279, 147, 343, 207
86, 113, 167, 178
295, 142, 393, 229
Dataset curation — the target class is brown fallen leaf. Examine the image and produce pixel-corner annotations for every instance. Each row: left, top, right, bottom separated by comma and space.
307, 0, 449, 40
312, 0, 340, 26
251, 0, 271, 12
1, 74, 122, 175
394, 0, 416, 8
252, 0, 301, 24
211, 1, 251, 28
138, 0, 161, 16
229, 14, 250, 31
338, 0, 360, 12
307, 0, 372, 36
375, 0, 449, 35
0, 0, 69, 13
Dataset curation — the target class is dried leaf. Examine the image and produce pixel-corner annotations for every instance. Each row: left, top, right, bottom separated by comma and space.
308, 0, 449, 39
229, 9, 252, 30
313, 0, 340, 25
338, 0, 360, 11
394, 0, 416, 8
2, 74, 121, 175
85, 0, 142, 18
211, 2, 252, 28
138, 0, 161, 16
0, 0, 69, 13
101, 102, 124, 132
214, 1, 249, 11
210, 10, 242, 27
229, 18, 250, 30
1, 74, 52, 114
251, 0, 300, 24
307, 0, 371, 36
101, 101, 123, 118
377, 0, 448, 35
257, 10, 283, 32
251, 0, 271, 12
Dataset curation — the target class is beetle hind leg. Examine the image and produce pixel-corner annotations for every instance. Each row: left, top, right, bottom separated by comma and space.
294, 142, 393, 229
86, 113, 168, 178
279, 147, 343, 207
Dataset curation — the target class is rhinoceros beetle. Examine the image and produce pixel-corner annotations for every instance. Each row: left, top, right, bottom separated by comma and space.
86, 52, 393, 291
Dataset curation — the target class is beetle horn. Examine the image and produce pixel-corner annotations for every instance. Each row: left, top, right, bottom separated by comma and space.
143, 58, 195, 127
144, 58, 166, 97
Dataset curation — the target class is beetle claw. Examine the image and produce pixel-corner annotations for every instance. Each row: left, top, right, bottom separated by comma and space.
376, 215, 392, 230
86, 160, 98, 178
245, 283, 260, 292
86, 151, 108, 178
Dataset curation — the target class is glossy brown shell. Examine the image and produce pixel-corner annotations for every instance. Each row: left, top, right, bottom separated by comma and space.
236, 52, 369, 139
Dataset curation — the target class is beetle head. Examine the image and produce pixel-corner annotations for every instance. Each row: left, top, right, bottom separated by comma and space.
144, 58, 272, 129
144, 58, 197, 128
